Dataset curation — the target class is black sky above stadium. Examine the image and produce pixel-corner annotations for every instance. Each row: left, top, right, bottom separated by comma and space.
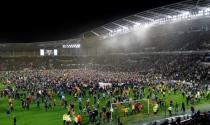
0, 0, 186, 43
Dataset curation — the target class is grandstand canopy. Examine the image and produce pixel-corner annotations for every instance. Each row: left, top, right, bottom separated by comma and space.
84, 0, 210, 38
0, 0, 209, 45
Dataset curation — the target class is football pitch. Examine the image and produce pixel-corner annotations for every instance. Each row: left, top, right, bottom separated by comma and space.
0, 83, 209, 125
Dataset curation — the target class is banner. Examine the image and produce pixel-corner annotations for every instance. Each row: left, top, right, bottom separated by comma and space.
99, 82, 112, 89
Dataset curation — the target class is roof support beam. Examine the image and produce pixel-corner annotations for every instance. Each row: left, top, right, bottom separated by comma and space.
176, 3, 196, 10
123, 19, 140, 25
161, 7, 184, 14
196, 0, 201, 7
102, 26, 113, 32
180, 3, 209, 10
112, 22, 127, 29
147, 10, 169, 17
91, 31, 100, 36
134, 15, 154, 21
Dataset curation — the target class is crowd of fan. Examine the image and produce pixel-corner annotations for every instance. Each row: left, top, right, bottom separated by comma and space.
0, 54, 209, 83
0, 57, 52, 70
94, 54, 210, 83
0, 53, 210, 124
0, 67, 210, 124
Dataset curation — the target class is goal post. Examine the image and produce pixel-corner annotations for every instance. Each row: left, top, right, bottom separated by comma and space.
110, 99, 151, 121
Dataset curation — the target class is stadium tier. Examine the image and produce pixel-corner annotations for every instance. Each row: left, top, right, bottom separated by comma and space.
0, 0, 210, 125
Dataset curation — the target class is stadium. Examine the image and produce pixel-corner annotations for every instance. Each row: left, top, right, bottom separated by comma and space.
0, 0, 210, 125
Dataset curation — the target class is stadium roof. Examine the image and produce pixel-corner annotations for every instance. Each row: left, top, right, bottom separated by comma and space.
0, 0, 209, 46
83, 0, 210, 39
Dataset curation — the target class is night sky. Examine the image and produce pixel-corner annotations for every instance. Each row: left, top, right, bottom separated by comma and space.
0, 0, 185, 43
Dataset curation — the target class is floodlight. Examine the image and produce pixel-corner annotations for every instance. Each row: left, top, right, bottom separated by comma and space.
134, 23, 141, 27
205, 8, 210, 12
117, 29, 122, 32
123, 27, 129, 31
182, 11, 190, 15
167, 15, 172, 18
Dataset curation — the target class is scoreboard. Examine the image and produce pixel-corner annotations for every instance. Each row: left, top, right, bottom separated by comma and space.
40, 49, 58, 56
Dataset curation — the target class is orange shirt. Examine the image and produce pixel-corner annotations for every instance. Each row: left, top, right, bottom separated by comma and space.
77, 115, 81, 122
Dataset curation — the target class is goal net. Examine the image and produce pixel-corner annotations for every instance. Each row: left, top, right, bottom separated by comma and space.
111, 99, 154, 121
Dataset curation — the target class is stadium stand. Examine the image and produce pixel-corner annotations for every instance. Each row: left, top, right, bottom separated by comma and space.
145, 110, 210, 125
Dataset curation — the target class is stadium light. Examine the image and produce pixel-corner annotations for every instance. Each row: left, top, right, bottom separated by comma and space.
117, 28, 122, 32
182, 11, 190, 16
143, 23, 151, 28
198, 10, 203, 16
133, 23, 141, 28
205, 8, 210, 12
123, 27, 129, 30
178, 11, 190, 19
204, 8, 210, 15
167, 15, 172, 19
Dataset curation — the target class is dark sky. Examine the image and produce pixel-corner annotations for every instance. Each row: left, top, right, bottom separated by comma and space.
0, 0, 185, 43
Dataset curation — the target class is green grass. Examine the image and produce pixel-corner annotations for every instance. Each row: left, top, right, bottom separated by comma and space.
0, 83, 209, 125
119, 102, 210, 125
0, 83, 5, 89
117, 91, 210, 125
